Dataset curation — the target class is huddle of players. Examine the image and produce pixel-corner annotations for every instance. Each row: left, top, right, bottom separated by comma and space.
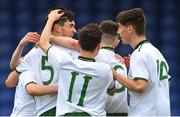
6, 6, 170, 116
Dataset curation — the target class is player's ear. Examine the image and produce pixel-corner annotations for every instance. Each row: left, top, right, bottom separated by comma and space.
54, 24, 62, 33
127, 25, 133, 33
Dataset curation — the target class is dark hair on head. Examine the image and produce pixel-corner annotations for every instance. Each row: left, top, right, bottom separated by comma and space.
47, 6, 75, 29
116, 8, 146, 35
99, 20, 118, 36
77, 23, 102, 51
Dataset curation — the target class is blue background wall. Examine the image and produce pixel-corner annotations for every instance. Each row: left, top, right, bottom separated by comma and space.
0, 0, 179, 115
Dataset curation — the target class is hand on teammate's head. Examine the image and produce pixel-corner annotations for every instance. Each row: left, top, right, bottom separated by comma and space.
48, 10, 64, 22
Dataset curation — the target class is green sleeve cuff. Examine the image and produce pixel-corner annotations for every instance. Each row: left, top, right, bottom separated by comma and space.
134, 77, 148, 82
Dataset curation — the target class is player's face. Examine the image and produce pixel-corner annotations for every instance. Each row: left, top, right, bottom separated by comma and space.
61, 20, 76, 37
117, 23, 131, 45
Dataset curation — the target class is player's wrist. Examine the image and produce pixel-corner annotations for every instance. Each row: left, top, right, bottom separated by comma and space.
47, 18, 56, 24
18, 42, 25, 48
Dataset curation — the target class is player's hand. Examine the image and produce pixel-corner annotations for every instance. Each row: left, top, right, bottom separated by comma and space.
48, 9, 64, 22
19, 32, 40, 47
115, 54, 124, 64
123, 54, 130, 68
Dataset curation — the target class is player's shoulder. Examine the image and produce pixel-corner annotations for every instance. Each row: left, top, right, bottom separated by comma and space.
135, 42, 155, 53
49, 45, 65, 52
27, 47, 45, 55
132, 43, 149, 57
95, 62, 112, 72
98, 48, 114, 56
96, 49, 115, 62
134, 42, 160, 59
20, 71, 35, 77
97, 63, 113, 79
19, 71, 35, 82
48, 45, 72, 62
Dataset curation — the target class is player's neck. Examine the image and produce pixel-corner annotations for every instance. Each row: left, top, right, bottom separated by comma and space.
51, 31, 59, 36
52, 30, 65, 37
80, 50, 96, 59
131, 35, 146, 49
100, 43, 114, 49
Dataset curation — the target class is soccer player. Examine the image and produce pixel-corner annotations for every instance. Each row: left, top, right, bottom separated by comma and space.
7, 71, 57, 116
113, 8, 170, 116
7, 7, 78, 116
8, 71, 36, 116
95, 20, 128, 116
6, 33, 57, 116
39, 10, 115, 116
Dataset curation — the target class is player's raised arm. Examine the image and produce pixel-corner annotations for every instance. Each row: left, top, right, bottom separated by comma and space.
39, 10, 64, 53
10, 32, 40, 70
51, 36, 79, 51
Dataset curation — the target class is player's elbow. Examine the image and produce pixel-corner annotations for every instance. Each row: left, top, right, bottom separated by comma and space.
108, 90, 115, 96
26, 84, 40, 96
107, 87, 116, 96
5, 80, 16, 88
10, 59, 21, 70
26, 88, 39, 96
134, 85, 147, 93
132, 79, 148, 93
9, 64, 14, 70
9, 62, 16, 70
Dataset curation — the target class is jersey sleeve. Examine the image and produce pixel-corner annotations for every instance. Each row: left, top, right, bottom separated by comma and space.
20, 71, 37, 91
16, 58, 31, 73
129, 52, 149, 81
114, 63, 127, 77
94, 53, 102, 62
47, 46, 69, 69
54, 45, 80, 59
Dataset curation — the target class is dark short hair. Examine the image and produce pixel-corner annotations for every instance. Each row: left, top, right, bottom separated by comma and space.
47, 6, 75, 29
77, 23, 102, 51
99, 20, 118, 36
116, 8, 146, 35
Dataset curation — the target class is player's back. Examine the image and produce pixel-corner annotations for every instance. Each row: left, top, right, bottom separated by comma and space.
95, 48, 128, 114
56, 56, 114, 116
